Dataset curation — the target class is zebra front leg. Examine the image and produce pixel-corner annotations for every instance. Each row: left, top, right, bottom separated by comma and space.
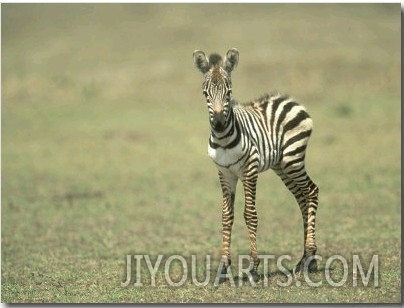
242, 170, 260, 282
217, 171, 237, 282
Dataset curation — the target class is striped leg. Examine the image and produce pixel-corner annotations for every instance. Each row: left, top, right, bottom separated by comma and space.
274, 164, 319, 272
218, 171, 238, 274
241, 168, 260, 281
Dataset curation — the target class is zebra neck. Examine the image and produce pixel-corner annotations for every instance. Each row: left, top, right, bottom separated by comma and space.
209, 110, 240, 149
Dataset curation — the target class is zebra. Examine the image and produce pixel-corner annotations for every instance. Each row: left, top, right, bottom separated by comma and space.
192, 48, 319, 283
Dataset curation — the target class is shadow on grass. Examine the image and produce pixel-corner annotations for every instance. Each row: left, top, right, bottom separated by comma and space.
216, 264, 330, 287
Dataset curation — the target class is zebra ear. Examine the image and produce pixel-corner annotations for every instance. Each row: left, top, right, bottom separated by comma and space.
193, 50, 210, 74
223, 48, 239, 73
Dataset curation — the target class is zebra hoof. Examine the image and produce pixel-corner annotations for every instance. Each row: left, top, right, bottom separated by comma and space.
249, 269, 260, 283
220, 258, 231, 274
220, 264, 228, 275
295, 256, 318, 274
214, 259, 231, 285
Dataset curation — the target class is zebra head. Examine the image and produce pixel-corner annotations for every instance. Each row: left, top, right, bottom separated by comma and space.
193, 48, 239, 132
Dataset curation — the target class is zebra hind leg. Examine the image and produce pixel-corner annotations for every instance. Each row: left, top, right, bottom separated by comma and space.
274, 165, 319, 273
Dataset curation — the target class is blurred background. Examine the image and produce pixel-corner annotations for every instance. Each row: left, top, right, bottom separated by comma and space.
2, 4, 401, 303
3, 4, 399, 108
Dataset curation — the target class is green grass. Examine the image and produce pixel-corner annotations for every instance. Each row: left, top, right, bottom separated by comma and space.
1, 3, 401, 303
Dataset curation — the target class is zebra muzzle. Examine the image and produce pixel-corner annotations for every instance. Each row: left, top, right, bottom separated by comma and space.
211, 112, 226, 132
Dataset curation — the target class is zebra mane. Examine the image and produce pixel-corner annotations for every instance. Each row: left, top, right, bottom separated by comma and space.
209, 53, 223, 66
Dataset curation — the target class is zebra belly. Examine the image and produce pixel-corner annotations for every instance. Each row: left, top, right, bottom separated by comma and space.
258, 148, 279, 173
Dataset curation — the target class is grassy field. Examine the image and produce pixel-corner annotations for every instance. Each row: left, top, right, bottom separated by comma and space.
1, 3, 401, 303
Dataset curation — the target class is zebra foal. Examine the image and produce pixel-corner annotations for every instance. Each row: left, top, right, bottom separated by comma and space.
193, 48, 319, 282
